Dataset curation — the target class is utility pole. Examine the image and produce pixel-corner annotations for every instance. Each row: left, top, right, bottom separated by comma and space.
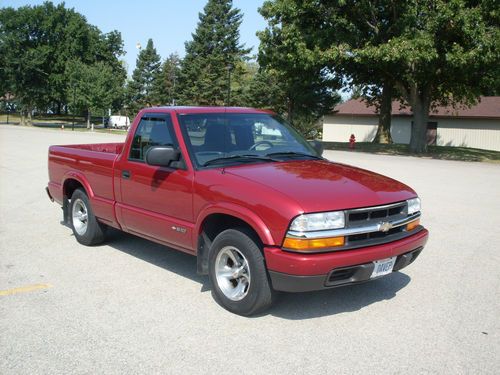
171, 71, 176, 106
72, 83, 76, 131
226, 64, 233, 106
5, 93, 12, 124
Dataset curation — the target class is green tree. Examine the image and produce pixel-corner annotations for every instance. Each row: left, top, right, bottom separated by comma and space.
258, 5, 341, 138
127, 38, 162, 112
66, 60, 121, 128
178, 0, 250, 105
246, 68, 287, 113
259, 0, 500, 152
350, 86, 364, 100
258, 1, 400, 144
0, 4, 52, 124
95, 30, 127, 112
234, 60, 331, 139
357, 0, 498, 152
0, 2, 126, 124
152, 53, 182, 106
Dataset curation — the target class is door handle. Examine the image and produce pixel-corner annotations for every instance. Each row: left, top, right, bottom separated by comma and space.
122, 170, 131, 179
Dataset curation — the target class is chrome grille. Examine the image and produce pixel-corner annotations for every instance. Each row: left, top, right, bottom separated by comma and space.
346, 201, 407, 228
346, 201, 410, 245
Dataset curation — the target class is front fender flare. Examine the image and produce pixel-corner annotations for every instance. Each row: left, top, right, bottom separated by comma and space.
195, 202, 277, 247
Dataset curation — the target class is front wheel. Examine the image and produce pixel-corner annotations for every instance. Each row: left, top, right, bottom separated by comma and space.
70, 189, 106, 246
208, 228, 274, 316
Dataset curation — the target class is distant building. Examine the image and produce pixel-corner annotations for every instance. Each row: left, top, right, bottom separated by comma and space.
322, 96, 500, 151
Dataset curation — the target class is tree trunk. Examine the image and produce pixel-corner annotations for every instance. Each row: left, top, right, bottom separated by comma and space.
20, 106, 34, 126
20, 111, 26, 126
286, 98, 294, 123
87, 109, 91, 129
373, 83, 393, 144
19, 106, 34, 126
27, 109, 33, 126
409, 92, 430, 153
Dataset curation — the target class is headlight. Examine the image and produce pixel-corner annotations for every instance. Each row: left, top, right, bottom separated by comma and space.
289, 211, 345, 232
407, 197, 421, 215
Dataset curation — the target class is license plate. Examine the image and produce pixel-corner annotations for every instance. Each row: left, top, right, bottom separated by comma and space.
371, 257, 396, 278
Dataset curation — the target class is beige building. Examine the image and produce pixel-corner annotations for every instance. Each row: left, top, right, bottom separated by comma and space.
322, 97, 500, 151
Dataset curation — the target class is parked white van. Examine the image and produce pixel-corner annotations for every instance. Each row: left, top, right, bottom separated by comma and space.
108, 116, 130, 129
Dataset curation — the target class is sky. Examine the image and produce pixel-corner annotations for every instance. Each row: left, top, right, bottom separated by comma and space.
1, 0, 267, 75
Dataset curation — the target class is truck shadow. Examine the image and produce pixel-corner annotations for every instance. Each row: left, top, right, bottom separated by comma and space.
268, 273, 410, 320
103, 228, 210, 290
103, 228, 411, 320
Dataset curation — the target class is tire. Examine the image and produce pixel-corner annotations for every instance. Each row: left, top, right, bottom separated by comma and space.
69, 189, 106, 246
208, 228, 274, 316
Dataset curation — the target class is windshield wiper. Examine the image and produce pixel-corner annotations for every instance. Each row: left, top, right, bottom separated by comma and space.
202, 154, 278, 167
266, 151, 323, 160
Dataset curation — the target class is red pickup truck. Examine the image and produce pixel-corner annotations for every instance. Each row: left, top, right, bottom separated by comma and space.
47, 107, 428, 315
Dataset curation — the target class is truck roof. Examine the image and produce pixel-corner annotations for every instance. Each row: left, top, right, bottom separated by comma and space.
140, 106, 275, 115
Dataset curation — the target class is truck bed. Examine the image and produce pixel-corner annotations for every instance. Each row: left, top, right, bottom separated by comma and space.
48, 142, 125, 227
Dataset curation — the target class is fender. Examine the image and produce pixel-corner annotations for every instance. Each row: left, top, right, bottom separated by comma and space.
62, 170, 95, 198
61, 171, 119, 228
195, 202, 277, 247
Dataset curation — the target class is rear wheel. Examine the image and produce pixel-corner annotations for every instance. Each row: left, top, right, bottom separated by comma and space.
208, 228, 274, 316
70, 189, 106, 246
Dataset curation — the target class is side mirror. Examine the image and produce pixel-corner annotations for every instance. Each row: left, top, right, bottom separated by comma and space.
145, 146, 181, 167
309, 140, 324, 156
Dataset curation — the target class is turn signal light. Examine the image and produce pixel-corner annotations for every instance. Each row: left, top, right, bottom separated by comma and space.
406, 219, 420, 231
283, 236, 345, 251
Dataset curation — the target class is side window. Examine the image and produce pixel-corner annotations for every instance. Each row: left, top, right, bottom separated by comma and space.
129, 115, 178, 161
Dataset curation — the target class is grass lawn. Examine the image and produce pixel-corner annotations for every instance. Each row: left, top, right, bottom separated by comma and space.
323, 142, 500, 163
1, 113, 82, 124
0, 113, 106, 126
0, 113, 128, 134
71, 127, 128, 135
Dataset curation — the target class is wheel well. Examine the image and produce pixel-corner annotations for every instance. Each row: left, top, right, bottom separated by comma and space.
63, 178, 84, 199
62, 179, 85, 223
196, 213, 263, 275
201, 214, 262, 246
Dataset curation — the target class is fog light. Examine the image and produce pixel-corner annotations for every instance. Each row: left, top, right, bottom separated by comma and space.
406, 219, 420, 231
283, 236, 345, 251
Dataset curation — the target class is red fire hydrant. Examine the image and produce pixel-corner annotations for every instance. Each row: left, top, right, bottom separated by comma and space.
349, 134, 356, 150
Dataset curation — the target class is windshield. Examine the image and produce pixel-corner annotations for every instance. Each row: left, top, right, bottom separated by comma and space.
177, 113, 319, 168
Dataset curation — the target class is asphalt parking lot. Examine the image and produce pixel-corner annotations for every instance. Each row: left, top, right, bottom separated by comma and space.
1, 124, 499, 374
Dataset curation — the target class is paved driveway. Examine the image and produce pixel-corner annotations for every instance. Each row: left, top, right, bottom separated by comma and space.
1, 125, 499, 374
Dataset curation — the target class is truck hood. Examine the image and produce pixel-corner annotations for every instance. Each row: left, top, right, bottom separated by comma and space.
224, 160, 416, 213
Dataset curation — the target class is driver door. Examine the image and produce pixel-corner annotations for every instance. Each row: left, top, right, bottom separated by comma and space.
116, 113, 194, 252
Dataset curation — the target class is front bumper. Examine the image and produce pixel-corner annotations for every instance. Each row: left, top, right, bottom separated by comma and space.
264, 228, 428, 292
269, 247, 423, 292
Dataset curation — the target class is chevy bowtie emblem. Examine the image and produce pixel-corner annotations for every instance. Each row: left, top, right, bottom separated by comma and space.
379, 222, 393, 232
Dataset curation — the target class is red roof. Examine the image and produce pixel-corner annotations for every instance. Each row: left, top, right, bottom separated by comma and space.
333, 97, 500, 119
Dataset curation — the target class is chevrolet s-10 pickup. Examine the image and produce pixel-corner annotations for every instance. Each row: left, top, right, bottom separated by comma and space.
47, 107, 428, 315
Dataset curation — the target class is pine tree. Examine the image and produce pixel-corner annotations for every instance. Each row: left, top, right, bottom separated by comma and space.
152, 53, 182, 106
127, 39, 161, 111
178, 0, 250, 106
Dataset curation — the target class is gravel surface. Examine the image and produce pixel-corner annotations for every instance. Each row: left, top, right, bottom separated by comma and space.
1, 125, 499, 374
